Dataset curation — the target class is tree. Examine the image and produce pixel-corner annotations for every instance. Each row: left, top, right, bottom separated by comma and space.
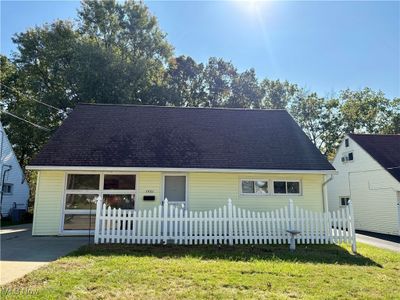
203, 57, 237, 107
2, 0, 174, 166
260, 79, 298, 109
339, 88, 392, 133
290, 92, 342, 157
227, 68, 263, 108
165, 56, 206, 106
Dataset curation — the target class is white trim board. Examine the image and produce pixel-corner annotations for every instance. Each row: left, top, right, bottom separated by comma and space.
26, 165, 337, 175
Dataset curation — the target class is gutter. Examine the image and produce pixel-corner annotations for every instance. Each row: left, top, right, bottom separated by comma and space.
25, 165, 338, 175
322, 174, 333, 212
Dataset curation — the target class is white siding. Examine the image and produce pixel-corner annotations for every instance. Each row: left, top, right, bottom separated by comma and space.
0, 122, 29, 216
328, 136, 400, 236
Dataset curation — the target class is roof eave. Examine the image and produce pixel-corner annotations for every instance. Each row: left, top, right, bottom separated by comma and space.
26, 165, 337, 174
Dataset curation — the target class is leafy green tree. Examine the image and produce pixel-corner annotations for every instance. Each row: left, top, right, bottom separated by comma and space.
382, 98, 400, 134
290, 92, 342, 157
165, 56, 206, 106
227, 69, 263, 108
260, 79, 298, 109
203, 57, 237, 107
2, 0, 174, 166
339, 88, 391, 133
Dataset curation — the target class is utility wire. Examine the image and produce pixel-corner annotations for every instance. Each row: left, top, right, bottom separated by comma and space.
1, 83, 65, 113
0, 110, 50, 131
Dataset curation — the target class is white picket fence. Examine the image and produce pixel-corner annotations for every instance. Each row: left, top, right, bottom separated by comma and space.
94, 199, 357, 252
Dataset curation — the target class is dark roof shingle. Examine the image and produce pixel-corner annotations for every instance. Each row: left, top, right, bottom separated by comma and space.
30, 104, 334, 171
349, 134, 400, 182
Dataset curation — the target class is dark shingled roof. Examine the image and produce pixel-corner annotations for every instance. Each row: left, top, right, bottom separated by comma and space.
349, 134, 400, 182
30, 104, 334, 171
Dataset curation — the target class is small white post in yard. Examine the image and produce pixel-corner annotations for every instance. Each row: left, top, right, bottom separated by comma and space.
287, 199, 300, 251
227, 199, 233, 245
163, 199, 169, 244
348, 200, 357, 253
94, 196, 102, 244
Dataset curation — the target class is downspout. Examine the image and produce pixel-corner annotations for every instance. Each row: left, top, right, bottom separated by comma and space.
322, 175, 333, 212
0, 165, 12, 217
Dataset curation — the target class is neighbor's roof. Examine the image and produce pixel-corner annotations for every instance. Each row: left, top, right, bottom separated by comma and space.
29, 104, 334, 171
349, 133, 400, 182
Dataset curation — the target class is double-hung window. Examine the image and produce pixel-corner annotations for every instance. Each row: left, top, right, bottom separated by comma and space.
63, 173, 136, 233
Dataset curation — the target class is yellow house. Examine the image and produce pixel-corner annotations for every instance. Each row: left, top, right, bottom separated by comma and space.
27, 104, 335, 236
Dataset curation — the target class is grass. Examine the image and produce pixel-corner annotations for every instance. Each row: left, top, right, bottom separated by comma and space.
1, 243, 399, 299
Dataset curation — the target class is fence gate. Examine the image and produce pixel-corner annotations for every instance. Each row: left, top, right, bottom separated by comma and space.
94, 199, 357, 252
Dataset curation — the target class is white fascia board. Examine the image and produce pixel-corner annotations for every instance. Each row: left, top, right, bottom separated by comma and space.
26, 165, 337, 174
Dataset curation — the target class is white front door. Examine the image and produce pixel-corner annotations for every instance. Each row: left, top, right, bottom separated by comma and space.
163, 175, 187, 209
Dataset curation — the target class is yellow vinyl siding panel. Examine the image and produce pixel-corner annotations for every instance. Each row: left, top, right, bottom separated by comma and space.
32, 171, 65, 235
33, 171, 325, 235
188, 173, 324, 212
136, 172, 162, 210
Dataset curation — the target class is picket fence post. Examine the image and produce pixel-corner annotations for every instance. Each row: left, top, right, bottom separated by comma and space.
163, 199, 168, 244
289, 199, 294, 230
348, 200, 357, 253
94, 196, 102, 244
227, 199, 233, 245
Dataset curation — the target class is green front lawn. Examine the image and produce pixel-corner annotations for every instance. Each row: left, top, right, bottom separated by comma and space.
2, 243, 399, 299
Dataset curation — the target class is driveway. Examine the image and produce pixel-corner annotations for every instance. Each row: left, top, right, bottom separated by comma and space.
1, 224, 88, 285
356, 231, 400, 252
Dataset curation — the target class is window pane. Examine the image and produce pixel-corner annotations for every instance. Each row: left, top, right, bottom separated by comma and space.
242, 181, 255, 194
104, 175, 136, 190
348, 152, 354, 161
63, 214, 95, 230
254, 181, 268, 194
2, 184, 13, 194
67, 174, 99, 190
103, 194, 135, 209
65, 194, 98, 210
287, 182, 300, 194
274, 181, 286, 194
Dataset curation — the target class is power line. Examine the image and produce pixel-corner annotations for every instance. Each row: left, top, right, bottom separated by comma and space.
0, 110, 50, 131
1, 83, 65, 113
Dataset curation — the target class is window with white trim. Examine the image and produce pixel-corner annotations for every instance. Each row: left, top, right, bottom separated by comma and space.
273, 181, 301, 195
241, 180, 269, 195
63, 174, 136, 232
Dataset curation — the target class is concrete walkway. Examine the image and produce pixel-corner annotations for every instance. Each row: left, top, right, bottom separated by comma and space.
356, 231, 400, 252
0, 224, 88, 285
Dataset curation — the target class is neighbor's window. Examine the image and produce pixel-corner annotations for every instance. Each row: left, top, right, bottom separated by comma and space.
340, 197, 350, 206
241, 180, 268, 195
348, 152, 354, 161
273, 181, 300, 195
2, 183, 13, 195
345, 138, 349, 147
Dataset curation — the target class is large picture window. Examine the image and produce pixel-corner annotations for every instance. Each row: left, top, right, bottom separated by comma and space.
63, 173, 136, 233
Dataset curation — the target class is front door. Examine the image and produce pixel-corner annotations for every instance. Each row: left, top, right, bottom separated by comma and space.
164, 175, 186, 209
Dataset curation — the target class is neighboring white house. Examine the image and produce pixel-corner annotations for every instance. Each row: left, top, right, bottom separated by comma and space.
0, 121, 29, 217
328, 134, 400, 236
